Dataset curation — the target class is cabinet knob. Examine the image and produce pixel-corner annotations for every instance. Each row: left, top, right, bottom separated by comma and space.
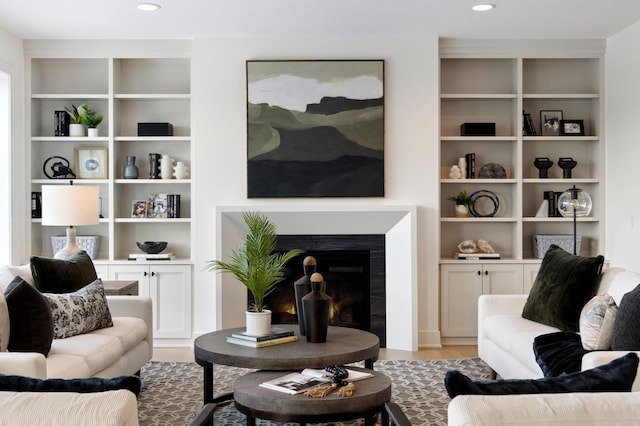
477, 270, 481, 275
151, 271, 156, 277
144, 271, 148, 277
485, 270, 489, 275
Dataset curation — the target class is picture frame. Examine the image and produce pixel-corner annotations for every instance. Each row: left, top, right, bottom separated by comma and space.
539, 110, 563, 137
131, 200, 147, 218
560, 119, 585, 136
148, 193, 167, 218
246, 59, 384, 198
74, 147, 108, 179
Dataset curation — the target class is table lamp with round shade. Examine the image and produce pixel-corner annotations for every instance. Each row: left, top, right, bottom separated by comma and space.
41, 182, 100, 259
557, 185, 592, 255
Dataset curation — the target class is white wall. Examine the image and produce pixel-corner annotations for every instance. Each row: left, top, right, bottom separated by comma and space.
0, 28, 25, 265
606, 22, 640, 271
192, 36, 442, 347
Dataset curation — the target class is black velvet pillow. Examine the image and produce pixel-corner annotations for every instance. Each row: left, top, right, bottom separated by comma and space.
30, 251, 98, 293
0, 374, 141, 396
522, 245, 604, 331
611, 283, 640, 350
444, 352, 638, 398
4, 277, 54, 356
533, 331, 590, 377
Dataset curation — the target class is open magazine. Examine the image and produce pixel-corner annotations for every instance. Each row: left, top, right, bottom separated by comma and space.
259, 368, 374, 395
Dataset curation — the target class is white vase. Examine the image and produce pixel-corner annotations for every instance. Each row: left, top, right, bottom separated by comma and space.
455, 204, 469, 217
173, 161, 189, 179
245, 309, 272, 336
87, 127, 99, 137
69, 123, 84, 137
160, 155, 174, 179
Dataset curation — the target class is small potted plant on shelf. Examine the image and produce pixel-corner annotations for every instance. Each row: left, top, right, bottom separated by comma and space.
206, 211, 304, 336
65, 104, 85, 137
447, 190, 475, 217
77, 104, 104, 137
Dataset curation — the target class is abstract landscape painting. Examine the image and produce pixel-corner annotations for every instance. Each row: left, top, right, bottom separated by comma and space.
246, 60, 384, 197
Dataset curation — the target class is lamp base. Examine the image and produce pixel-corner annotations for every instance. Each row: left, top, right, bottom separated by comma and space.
54, 226, 82, 259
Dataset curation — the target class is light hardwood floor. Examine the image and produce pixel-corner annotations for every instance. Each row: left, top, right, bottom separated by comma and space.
151, 345, 478, 363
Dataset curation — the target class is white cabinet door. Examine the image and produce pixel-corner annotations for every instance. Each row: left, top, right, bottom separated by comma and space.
108, 263, 192, 339
441, 264, 483, 338
150, 264, 192, 339
481, 264, 524, 295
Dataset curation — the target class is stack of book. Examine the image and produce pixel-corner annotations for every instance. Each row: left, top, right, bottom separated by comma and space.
226, 327, 297, 348
454, 252, 501, 260
128, 252, 175, 261
259, 368, 374, 394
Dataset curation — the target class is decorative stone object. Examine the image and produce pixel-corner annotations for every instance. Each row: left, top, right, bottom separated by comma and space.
478, 163, 506, 179
457, 240, 477, 254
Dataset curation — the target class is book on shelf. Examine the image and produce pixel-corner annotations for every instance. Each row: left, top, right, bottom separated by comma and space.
454, 252, 501, 260
230, 327, 294, 342
465, 152, 475, 179
128, 252, 175, 261
259, 368, 373, 395
226, 335, 298, 348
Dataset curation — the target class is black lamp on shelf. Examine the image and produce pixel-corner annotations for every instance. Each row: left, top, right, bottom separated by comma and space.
557, 185, 592, 255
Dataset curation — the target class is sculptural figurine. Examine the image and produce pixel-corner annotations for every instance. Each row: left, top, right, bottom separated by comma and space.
477, 239, 495, 254
449, 165, 462, 179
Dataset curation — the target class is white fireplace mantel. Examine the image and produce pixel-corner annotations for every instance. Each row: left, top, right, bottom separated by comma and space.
215, 205, 418, 351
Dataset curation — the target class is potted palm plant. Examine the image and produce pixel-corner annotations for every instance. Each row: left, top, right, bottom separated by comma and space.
77, 104, 104, 137
447, 190, 475, 217
207, 211, 304, 336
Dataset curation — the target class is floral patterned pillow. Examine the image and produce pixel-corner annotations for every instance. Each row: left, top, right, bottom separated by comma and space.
43, 279, 113, 339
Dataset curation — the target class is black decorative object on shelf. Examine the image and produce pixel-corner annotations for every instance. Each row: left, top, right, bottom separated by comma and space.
302, 272, 330, 343
293, 256, 318, 336
558, 157, 577, 179
477, 163, 506, 179
534, 157, 554, 178
469, 190, 499, 217
43, 156, 76, 179
136, 241, 167, 254
149, 153, 161, 179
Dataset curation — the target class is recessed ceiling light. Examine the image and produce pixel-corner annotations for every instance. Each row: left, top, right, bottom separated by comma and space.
137, 3, 161, 12
472, 4, 495, 12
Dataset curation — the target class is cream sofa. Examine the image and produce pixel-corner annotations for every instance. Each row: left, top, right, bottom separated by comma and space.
449, 266, 640, 425
0, 265, 153, 379
477, 266, 640, 388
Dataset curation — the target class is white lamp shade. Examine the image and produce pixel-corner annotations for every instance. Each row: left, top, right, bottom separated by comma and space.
41, 185, 100, 226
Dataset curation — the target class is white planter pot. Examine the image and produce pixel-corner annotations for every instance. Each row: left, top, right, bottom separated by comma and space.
245, 309, 272, 336
69, 123, 85, 137
87, 128, 99, 137
454, 204, 469, 217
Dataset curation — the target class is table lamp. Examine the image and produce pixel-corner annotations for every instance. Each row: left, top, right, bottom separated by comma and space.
557, 185, 592, 255
41, 182, 100, 259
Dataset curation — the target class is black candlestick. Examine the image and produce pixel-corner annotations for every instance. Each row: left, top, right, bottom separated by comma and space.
558, 157, 577, 179
534, 157, 554, 178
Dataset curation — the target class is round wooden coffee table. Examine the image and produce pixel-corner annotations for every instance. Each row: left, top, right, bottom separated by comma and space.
234, 367, 391, 426
194, 324, 380, 404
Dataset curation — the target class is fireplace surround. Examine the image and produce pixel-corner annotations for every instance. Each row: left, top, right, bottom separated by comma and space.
216, 205, 417, 351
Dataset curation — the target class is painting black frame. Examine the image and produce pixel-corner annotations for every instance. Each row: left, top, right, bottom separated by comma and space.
560, 119, 585, 136
246, 60, 385, 198
539, 110, 563, 137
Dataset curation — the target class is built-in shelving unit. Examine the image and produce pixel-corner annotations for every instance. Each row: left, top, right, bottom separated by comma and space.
438, 39, 606, 343
27, 50, 193, 343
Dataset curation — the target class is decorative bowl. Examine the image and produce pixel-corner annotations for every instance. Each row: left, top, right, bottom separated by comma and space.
136, 241, 167, 254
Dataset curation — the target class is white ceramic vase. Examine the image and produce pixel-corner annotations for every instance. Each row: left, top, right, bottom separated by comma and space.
455, 204, 469, 217
69, 123, 84, 137
87, 127, 99, 137
173, 161, 189, 179
160, 155, 174, 179
245, 309, 272, 336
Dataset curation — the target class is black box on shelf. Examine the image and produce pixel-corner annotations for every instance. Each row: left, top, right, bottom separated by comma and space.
138, 122, 173, 136
460, 122, 496, 136
54, 111, 70, 136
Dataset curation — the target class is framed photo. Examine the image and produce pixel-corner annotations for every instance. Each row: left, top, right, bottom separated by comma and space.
560, 119, 585, 136
246, 60, 384, 198
131, 200, 147, 218
74, 147, 108, 179
148, 193, 167, 218
539, 110, 563, 137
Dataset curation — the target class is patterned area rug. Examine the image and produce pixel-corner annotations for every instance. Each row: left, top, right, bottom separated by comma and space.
137, 358, 491, 425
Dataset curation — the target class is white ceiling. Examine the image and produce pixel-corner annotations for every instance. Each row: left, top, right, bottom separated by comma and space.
1, 0, 640, 40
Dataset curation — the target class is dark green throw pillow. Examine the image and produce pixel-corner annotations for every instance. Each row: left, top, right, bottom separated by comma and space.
30, 251, 98, 293
444, 352, 638, 398
522, 245, 604, 331
4, 277, 54, 356
610, 283, 640, 350
0, 374, 141, 396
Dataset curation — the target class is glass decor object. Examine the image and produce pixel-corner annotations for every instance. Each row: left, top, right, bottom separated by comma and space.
558, 185, 592, 255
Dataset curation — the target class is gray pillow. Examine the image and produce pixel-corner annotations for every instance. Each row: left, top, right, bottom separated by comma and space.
610, 283, 640, 350
43, 279, 113, 339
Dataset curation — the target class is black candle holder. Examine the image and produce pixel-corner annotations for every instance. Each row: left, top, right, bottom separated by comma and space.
534, 157, 554, 178
558, 157, 577, 179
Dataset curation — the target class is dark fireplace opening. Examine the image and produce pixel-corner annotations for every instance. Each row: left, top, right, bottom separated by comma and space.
249, 234, 386, 347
